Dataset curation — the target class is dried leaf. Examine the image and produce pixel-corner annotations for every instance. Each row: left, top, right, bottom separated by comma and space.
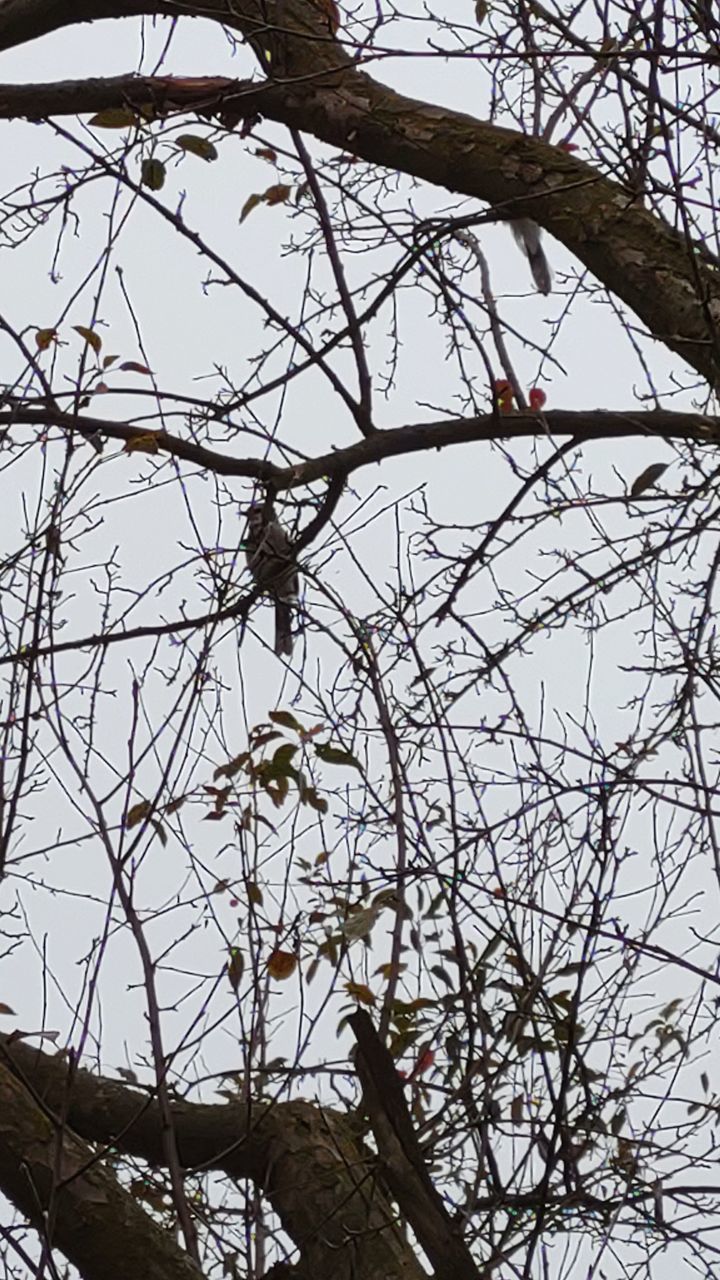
267, 949, 298, 980
264, 183, 291, 206
35, 328, 57, 351
125, 800, 151, 828
345, 981, 376, 1006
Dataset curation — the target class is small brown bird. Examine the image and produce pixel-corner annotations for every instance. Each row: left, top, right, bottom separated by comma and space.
244, 504, 299, 657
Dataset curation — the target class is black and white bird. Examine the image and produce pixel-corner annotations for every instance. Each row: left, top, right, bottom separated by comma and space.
510, 218, 552, 295
244, 503, 299, 657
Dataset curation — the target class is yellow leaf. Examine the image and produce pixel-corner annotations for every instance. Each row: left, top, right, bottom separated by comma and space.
124, 432, 161, 455
74, 325, 102, 354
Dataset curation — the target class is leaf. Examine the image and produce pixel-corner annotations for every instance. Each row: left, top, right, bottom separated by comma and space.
269, 709, 304, 734
176, 134, 218, 161
246, 881, 263, 906
125, 800, 151, 828
267, 949, 298, 980
255, 147, 278, 163
270, 742, 299, 776
227, 948, 244, 991
0, 1003, 15, 1016
89, 107, 139, 129
341, 905, 380, 943
510, 1094, 524, 1124
264, 183, 291, 206
345, 982, 376, 1006
119, 361, 154, 376
102, 354, 119, 369
73, 325, 102, 354
315, 743, 362, 770
629, 462, 668, 498
150, 817, 167, 847
214, 752, 249, 780
35, 328, 57, 351
124, 432, 161, 455
140, 158, 166, 191
475, 0, 489, 20
240, 192, 265, 223
240, 184, 292, 222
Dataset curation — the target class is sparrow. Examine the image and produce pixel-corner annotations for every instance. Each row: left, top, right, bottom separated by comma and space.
244, 503, 299, 657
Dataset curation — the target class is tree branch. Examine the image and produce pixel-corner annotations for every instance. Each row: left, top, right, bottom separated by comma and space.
0, 1034, 425, 1280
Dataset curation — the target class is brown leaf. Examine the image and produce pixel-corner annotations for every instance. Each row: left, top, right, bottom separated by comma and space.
267, 949, 298, 980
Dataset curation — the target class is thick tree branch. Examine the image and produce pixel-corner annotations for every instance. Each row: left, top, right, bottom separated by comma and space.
0, 2, 716, 385
351, 1010, 484, 1280
0, 1055, 203, 1280
0, 1034, 424, 1280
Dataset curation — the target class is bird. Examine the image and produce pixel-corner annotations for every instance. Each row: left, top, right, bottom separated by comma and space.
244, 503, 299, 657
510, 218, 552, 294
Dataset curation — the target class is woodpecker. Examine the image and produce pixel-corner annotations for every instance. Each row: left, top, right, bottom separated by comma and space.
510, 218, 552, 294
244, 504, 299, 657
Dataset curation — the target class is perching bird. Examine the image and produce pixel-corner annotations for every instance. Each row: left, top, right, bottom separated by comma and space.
244, 503, 299, 657
510, 218, 552, 294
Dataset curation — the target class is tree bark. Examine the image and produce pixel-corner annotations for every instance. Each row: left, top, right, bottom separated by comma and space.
0, 1035, 425, 1280
0, 0, 716, 387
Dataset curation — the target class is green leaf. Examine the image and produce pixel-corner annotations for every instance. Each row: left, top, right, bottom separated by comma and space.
177, 134, 218, 161
89, 107, 139, 129
269, 709, 304, 734
315, 743, 362, 770
140, 158, 166, 191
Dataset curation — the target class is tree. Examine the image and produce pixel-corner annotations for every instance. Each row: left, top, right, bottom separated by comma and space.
0, 1, 719, 1277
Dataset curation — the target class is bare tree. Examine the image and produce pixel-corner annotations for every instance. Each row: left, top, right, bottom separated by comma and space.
0, 3, 719, 1279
